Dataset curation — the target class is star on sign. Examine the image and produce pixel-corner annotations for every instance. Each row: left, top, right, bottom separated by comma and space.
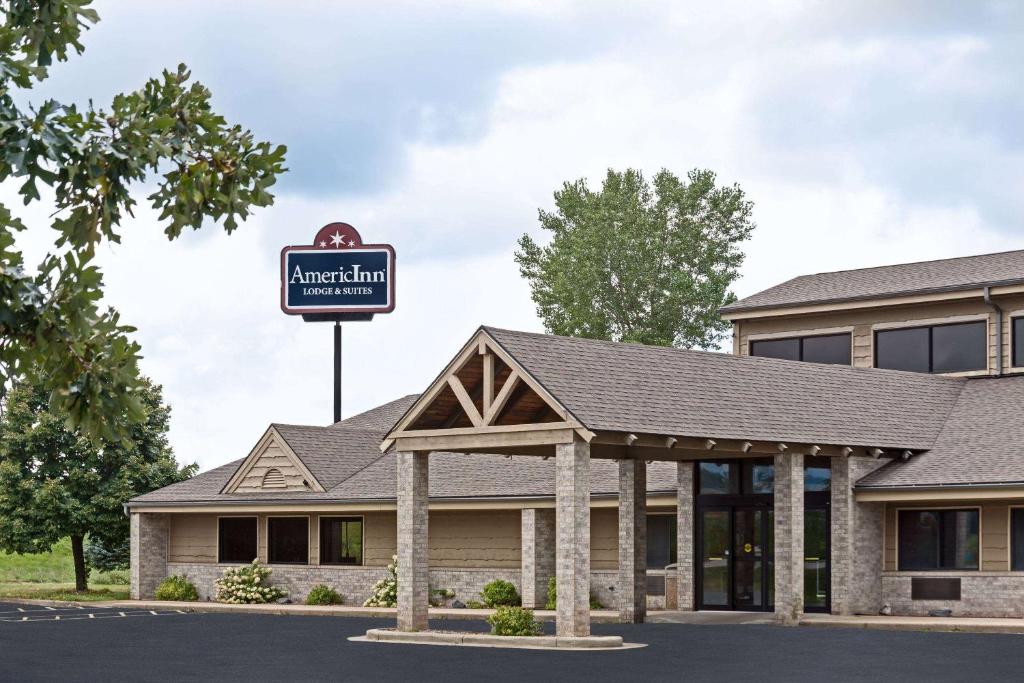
329, 231, 345, 248
347, 239, 356, 247
319, 240, 327, 247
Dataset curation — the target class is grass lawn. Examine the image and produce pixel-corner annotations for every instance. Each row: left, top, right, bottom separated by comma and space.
0, 537, 129, 600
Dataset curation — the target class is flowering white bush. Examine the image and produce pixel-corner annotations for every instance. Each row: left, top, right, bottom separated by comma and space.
363, 555, 398, 607
215, 559, 287, 604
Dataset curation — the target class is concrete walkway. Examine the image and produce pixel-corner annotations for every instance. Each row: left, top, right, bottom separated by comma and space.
801, 613, 1024, 634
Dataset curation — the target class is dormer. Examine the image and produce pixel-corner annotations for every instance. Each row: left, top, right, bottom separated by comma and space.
720, 249, 1024, 377
220, 426, 325, 494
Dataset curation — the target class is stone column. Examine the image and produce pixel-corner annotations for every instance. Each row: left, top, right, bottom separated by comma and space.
397, 451, 429, 632
676, 461, 695, 611
130, 512, 168, 600
830, 456, 854, 615
773, 452, 804, 625
618, 458, 647, 623
556, 440, 591, 637
521, 508, 556, 609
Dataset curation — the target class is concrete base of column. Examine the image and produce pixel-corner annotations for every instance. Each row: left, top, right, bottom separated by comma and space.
618, 458, 646, 623
774, 452, 804, 625
556, 440, 590, 637
397, 451, 429, 632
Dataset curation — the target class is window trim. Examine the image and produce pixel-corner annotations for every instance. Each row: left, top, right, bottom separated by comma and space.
216, 515, 259, 565
645, 512, 678, 571
1012, 315, 1024, 370
894, 506, 982, 572
266, 515, 311, 566
874, 319, 989, 375
1008, 505, 1024, 571
319, 515, 365, 566
747, 331, 853, 365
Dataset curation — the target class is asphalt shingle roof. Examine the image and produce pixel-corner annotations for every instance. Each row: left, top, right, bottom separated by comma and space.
721, 249, 1024, 314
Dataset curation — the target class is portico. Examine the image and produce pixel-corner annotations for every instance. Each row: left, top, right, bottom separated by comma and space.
383, 326, 925, 635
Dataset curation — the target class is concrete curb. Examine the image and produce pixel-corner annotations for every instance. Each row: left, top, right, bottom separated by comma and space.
359, 628, 641, 650
800, 615, 1024, 635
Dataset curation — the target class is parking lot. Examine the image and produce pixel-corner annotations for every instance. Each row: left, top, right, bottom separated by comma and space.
2, 601, 1024, 682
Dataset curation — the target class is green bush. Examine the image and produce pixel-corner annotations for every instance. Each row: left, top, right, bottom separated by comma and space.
84, 537, 130, 573
305, 584, 344, 605
487, 606, 543, 636
95, 570, 130, 585
481, 579, 520, 607
214, 560, 287, 604
154, 575, 198, 602
465, 600, 485, 609
364, 555, 398, 607
545, 577, 603, 610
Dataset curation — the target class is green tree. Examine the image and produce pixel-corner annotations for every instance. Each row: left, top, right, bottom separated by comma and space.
0, 377, 195, 591
0, 1, 286, 440
515, 168, 754, 349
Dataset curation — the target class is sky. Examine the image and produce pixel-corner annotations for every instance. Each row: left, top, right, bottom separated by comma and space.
7, 0, 1024, 471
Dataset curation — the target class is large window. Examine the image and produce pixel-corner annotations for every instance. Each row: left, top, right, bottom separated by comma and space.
647, 515, 678, 569
218, 517, 258, 564
320, 517, 363, 565
749, 333, 851, 365
1013, 318, 1024, 368
1012, 509, 1024, 571
897, 509, 979, 571
267, 517, 309, 564
875, 321, 987, 374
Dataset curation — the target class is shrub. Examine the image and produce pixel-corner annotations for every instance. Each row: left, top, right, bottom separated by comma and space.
487, 606, 543, 636
154, 575, 198, 602
84, 537, 130, 572
481, 579, 520, 607
429, 587, 455, 607
95, 570, 130, 585
545, 577, 603, 610
214, 559, 287, 604
305, 584, 344, 606
364, 555, 398, 607
465, 600, 485, 609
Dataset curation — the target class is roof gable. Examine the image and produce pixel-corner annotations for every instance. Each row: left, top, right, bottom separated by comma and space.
221, 427, 325, 494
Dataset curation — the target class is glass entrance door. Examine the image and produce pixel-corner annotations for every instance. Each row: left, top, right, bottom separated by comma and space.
699, 506, 773, 611
732, 508, 765, 609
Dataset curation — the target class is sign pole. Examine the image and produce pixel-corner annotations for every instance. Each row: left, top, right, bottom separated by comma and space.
334, 319, 342, 423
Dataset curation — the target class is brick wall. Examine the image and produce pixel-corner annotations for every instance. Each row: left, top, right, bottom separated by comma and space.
882, 574, 1024, 617
130, 513, 168, 600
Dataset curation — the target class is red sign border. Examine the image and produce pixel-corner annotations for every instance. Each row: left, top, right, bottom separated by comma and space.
280, 242, 397, 315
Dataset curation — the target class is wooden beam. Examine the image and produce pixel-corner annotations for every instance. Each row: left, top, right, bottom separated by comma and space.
665, 437, 678, 449
742, 441, 753, 453
482, 352, 494, 416
483, 371, 520, 425
447, 375, 483, 427
393, 426, 575, 452
870, 448, 884, 459
841, 447, 853, 457
777, 443, 788, 453
705, 439, 717, 451
625, 433, 638, 446
809, 445, 821, 456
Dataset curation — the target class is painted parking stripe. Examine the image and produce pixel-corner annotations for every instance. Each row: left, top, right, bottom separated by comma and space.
0, 610, 187, 623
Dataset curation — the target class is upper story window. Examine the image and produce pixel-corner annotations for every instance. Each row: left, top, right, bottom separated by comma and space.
1013, 317, 1024, 368
749, 333, 851, 365
875, 321, 987, 374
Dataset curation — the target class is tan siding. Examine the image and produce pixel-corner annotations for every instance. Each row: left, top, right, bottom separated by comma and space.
591, 508, 618, 570
735, 295, 1024, 374
364, 512, 397, 567
885, 500, 1013, 572
234, 443, 309, 493
168, 514, 217, 563
428, 511, 521, 568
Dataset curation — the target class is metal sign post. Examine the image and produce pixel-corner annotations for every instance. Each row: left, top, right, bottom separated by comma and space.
281, 222, 396, 423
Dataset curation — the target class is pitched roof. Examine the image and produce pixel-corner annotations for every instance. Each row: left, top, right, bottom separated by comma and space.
484, 327, 964, 450
857, 375, 1024, 489
721, 249, 1024, 314
330, 394, 418, 430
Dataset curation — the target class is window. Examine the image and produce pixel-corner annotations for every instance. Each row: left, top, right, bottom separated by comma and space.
320, 517, 363, 565
218, 517, 258, 564
897, 509, 979, 571
1013, 318, 1024, 368
267, 517, 309, 564
750, 333, 851, 365
1012, 509, 1024, 571
804, 465, 831, 492
646, 515, 678, 569
875, 322, 987, 374
699, 462, 735, 494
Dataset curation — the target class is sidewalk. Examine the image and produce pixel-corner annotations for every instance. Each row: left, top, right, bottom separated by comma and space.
800, 613, 1024, 634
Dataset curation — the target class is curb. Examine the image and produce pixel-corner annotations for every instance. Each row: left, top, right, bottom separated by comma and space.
360, 628, 640, 650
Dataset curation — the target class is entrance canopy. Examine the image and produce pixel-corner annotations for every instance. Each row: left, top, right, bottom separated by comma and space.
385, 326, 962, 461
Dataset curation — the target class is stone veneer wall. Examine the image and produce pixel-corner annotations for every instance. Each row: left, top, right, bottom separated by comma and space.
882, 574, 1024, 617
131, 513, 168, 600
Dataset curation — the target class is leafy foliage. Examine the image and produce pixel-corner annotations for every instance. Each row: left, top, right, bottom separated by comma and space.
545, 576, 603, 610
516, 168, 754, 349
481, 579, 521, 608
305, 584, 344, 606
154, 574, 198, 602
363, 555, 398, 607
487, 606, 543, 636
0, 376, 195, 590
214, 559, 286, 604
83, 536, 129, 572
0, 1, 286, 440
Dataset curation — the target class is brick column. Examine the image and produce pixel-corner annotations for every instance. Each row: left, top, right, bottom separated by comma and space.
676, 461, 695, 611
556, 440, 590, 637
521, 508, 556, 609
618, 458, 646, 623
397, 451, 429, 632
774, 452, 804, 625
830, 456, 854, 615
130, 512, 168, 600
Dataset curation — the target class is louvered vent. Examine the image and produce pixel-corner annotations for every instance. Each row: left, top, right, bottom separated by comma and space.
262, 468, 287, 489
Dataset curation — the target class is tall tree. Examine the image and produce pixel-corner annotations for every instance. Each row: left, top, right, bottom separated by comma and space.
0, 1, 286, 440
515, 168, 754, 349
0, 377, 195, 591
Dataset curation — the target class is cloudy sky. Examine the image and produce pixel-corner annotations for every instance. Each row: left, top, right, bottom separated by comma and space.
8, 1, 1024, 471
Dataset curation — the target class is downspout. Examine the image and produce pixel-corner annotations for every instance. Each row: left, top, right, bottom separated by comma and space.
984, 286, 1004, 376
